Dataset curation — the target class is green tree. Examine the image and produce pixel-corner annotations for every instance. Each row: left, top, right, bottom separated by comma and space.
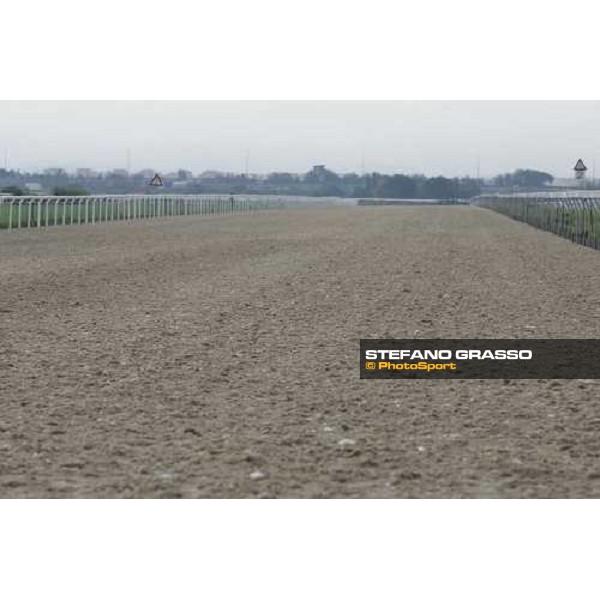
376, 174, 416, 198
423, 176, 456, 199
267, 172, 296, 184
1, 185, 26, 196
52, 185, 90, 196
454, 177, 482, 199
305, 167, 340, 183
493, 169, 553, 188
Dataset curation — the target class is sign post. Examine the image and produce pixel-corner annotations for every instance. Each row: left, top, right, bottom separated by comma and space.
574, 159, 587, 187
149, 173, 163, 187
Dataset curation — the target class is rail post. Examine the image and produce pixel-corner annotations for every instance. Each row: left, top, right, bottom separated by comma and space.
18, 199, 25, 229
8, 199, 16, 230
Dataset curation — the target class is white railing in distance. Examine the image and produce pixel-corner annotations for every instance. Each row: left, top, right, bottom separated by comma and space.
0, 194, 287, 231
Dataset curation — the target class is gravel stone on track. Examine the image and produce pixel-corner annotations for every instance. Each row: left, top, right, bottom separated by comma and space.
2, 206, 600, 498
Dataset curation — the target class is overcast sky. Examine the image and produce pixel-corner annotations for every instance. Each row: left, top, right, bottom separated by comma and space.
1, 101, 599, 178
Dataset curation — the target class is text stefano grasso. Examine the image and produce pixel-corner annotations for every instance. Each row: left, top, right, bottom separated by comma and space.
360, 339, 600, 379
364, 349, 533, 361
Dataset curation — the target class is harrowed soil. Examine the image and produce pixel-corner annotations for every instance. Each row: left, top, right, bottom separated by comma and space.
2, 205, 600, 498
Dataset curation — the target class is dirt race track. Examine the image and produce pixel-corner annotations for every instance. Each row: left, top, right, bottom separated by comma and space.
2, 205, 600, 498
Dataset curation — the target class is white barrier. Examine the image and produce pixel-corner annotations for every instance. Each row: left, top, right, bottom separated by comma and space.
0, 194, 286, 231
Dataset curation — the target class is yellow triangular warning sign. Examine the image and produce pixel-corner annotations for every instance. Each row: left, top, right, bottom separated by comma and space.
574, 159, 587, 172
149, 173, 163, 186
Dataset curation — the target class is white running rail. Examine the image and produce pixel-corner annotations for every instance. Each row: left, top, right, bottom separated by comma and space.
0, 194, 287, 231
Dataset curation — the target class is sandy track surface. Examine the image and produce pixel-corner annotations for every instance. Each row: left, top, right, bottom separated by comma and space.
2, 206, 600, 498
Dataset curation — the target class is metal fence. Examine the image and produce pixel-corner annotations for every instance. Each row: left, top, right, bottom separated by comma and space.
473, 194, 600, 250
0, 194, 287, 231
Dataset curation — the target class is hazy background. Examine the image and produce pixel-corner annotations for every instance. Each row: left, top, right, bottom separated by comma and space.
2, 101, 599, 178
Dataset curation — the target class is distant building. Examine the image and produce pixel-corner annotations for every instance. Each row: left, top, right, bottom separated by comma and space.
198, 170, 225, 180
76, 168, 98, 179
311, 165, 327, 182
136, 169, 156, 179
44, 168, 66, 177
549, 178, 581, 189
24, 182, 43, 193
110, 169, 129, 178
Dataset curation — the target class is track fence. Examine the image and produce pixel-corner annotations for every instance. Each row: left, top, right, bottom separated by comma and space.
0, 194, 288, 231
473, 194, 600, 250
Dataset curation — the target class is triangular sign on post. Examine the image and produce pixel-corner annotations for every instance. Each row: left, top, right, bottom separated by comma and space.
574, 159, 587, 172
149, 173, 163, 186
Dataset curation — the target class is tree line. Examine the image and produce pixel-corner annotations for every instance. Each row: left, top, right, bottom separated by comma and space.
0, 167, 556, 199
